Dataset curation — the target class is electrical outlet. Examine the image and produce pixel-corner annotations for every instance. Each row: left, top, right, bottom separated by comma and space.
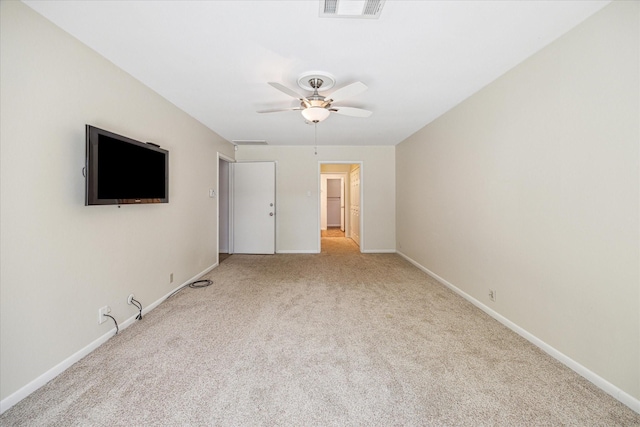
170, 273, 174, 283
489, 289, 496, 302
98, 306, 111, 324
127, 294, 135, 305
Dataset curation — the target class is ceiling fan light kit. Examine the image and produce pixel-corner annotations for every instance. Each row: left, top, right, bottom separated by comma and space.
302, 106, 331, 123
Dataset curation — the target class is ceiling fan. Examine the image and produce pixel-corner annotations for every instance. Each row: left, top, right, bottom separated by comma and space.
257, 72, 372, 123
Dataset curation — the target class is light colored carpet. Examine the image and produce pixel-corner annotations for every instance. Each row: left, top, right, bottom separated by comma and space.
321, 235, 358, 254
1, 238, 638, 426
321, 227, 345, 238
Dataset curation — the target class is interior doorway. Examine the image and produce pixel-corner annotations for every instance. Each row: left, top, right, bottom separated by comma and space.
318, 162, 363, 253
218, 154, 232, 263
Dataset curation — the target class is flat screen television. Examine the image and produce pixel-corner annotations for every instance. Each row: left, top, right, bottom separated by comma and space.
85, 125, 169, 205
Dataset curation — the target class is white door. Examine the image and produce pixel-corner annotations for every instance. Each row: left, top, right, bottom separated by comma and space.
232, 162, 275, 254
350, 167, 360, 246
339, 177, 345, 232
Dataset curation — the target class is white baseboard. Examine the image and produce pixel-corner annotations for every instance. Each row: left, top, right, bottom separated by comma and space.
396, 250, 640, 415
276, 249, 397, 254
0, 326, 113, 414
0, 262, 218, 415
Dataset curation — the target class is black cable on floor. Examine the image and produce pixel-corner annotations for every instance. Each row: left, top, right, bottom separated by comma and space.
189, 280, 213, 289
167, 279, 213, 299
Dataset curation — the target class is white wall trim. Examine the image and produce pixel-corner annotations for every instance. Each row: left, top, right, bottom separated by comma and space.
269, 249, 395, 254
0, 263, 218, 415
396, 250, 640, 414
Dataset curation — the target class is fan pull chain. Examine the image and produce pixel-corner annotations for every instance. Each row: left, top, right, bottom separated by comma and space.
314, 123, 318, 155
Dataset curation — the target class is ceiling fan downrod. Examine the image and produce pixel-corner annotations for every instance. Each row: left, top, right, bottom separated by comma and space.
303, 78, 330, 111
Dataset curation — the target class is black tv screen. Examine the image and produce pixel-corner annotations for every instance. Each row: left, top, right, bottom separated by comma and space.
85, 125, 169, 205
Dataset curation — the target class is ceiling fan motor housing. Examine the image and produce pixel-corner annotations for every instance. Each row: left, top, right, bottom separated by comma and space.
302, 78, 331, 109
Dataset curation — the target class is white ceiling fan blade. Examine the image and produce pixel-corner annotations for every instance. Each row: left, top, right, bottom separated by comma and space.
331, 106, 372, 118
257, 107, 303, 113
268, 82, 308, 101
327, 81, 367, 103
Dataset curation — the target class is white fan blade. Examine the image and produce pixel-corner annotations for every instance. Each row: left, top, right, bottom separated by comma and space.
327, 81, 367, 103
331, 106, 372, 118
268, 82, 308, 101
257, 107, 303, 113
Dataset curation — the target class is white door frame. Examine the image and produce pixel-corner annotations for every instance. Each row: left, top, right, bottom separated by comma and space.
317, 161, 364, 253
217, 153, 235, 259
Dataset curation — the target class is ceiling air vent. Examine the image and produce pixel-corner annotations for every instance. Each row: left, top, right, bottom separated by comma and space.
231, 140, 267, 146
324, 0, 338, 15
320, 0, 385, 19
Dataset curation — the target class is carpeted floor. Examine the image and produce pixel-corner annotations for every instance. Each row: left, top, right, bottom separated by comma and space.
1, 238, 638, 426
321, 227, 345, 238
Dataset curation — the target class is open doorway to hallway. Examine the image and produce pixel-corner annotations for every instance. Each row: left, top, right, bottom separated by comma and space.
319, 162, 362, 253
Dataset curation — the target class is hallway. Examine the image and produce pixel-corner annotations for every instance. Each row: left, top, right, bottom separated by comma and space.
321, 227, 345, 238
321, 227, 359, 254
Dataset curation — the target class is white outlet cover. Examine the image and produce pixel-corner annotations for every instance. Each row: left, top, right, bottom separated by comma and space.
98, 306, 111, 324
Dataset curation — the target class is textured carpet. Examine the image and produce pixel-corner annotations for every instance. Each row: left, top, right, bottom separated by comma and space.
321, 227, 345, 238
1, 238, 638, 426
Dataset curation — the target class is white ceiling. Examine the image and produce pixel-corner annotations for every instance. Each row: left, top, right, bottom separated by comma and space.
24, 0, 610, 146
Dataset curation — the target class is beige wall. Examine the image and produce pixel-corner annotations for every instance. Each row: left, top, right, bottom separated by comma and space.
321, 164, 352, 173
236, 145, 395, 253
396, 0, 639, 401
0, 1, 234, 401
